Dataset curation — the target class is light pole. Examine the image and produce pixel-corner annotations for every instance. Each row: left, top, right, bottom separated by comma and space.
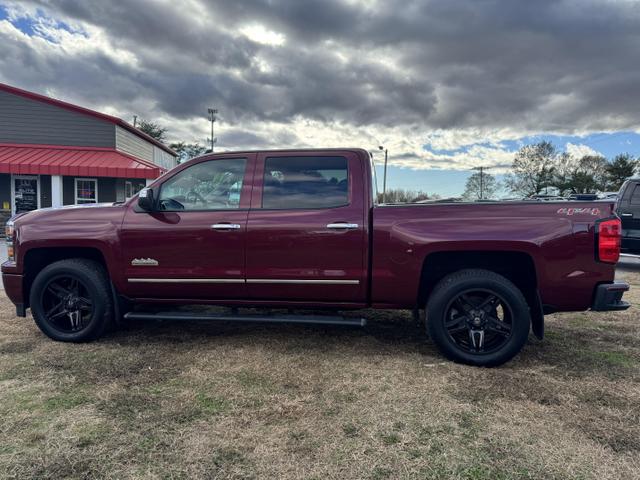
207, 108, 218, 152
379, 145, 388, 203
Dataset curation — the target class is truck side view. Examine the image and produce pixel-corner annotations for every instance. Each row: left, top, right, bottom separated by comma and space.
1, 148, 630, 366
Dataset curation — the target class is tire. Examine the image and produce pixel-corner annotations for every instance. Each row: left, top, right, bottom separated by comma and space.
29, 259, 114, 342
426, 269, 530, 367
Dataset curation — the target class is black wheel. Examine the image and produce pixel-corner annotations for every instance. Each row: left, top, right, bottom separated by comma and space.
426, 269, 530, 367
29, 259, 114, 342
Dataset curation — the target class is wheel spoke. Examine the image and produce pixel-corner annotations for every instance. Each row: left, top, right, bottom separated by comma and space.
445, 314, 468, 334
469, 329, 485, 351
486, 316, 512, 336
455, 296, 474, 313
47, 283, 69, 299
68, 278, 79, 294
77, 296, 92, 307
49, 310, 69, 321
68, 311, 81, 330
478, 294, 499, 311
45, 301, 65, 318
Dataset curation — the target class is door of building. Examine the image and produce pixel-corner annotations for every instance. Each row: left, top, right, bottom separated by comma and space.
12, 175, 40, 214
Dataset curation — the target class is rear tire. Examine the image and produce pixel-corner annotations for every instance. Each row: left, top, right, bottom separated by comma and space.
29, 259, 114, 342
426, 269, 530, 367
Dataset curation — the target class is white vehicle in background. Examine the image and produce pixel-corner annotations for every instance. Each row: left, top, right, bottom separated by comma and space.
598, 191, 619, 200
528, 194, 567, 201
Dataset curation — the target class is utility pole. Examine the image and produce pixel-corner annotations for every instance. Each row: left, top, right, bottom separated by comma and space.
133, 115, 137, 128
207, 108, 218, 152
379, 146, 388, 203
472, 166, 489, 200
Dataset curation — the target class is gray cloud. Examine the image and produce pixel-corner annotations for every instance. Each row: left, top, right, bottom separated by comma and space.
2, 0, 640, 158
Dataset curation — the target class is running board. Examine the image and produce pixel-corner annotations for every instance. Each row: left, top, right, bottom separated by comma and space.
123, 311, 367, 327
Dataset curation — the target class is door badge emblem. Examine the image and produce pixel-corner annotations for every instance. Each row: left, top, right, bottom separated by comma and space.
131, 258, 159, 266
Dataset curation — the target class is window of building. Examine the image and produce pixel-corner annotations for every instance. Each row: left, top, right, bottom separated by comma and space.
158, 158, 246, 211
125, 181, 145, 199
262, 156, 349, 209
75, 178, 98, 204
125, 181, 133, 199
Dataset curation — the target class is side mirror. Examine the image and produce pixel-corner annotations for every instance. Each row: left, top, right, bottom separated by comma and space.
137, 187, 155, 211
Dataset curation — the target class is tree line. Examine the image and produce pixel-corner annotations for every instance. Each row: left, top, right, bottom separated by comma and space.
463, 141, 638, 200
136, 119, 208, 163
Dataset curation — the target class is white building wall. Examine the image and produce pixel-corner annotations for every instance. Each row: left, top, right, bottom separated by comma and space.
153, 145, 177, 170
115, 125, 154, 162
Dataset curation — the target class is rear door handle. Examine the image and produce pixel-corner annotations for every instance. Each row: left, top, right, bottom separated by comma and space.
620, 213, 633, 217
211, 223, 241, 230
326, 223, 359, 230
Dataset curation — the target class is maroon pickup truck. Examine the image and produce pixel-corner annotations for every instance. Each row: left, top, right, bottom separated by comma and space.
1, 148, 630, 366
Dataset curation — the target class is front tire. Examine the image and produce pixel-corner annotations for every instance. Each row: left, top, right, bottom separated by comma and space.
29, 259, 114, 342
426, 269, 530, 367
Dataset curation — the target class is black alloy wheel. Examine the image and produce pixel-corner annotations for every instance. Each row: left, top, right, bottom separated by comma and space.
427, 269, 531, 367
443, 289, 513, 354
30, 259, 114, 342
40, 275, 94, 334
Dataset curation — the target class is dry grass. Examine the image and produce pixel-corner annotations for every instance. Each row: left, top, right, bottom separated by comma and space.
0, 272, 639, 479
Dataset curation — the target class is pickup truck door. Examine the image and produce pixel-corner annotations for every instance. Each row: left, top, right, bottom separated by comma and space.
245, 152, 368, 304
617, 180, 640, 250
119, 154, 255, 299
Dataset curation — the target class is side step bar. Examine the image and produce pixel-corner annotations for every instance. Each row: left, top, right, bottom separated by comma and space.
124, 311, 367, 327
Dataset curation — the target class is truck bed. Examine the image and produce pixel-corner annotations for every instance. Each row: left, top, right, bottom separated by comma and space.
371, 200, 617, 311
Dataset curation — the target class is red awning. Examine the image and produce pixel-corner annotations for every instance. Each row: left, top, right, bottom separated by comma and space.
0, 144, 165, 179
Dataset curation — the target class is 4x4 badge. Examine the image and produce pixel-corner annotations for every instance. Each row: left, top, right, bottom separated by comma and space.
131, 258, 159, 266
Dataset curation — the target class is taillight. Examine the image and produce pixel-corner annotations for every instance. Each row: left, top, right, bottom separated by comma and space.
597, 218, 621, 264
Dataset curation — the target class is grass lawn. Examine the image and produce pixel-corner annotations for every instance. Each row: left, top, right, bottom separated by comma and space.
0, 272, 639, 479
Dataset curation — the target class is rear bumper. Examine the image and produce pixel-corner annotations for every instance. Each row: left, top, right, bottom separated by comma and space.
591, 281, 630, 311
2, 264, 26, 316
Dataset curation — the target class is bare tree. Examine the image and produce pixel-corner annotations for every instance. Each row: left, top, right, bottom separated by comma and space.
505, 141, 556, 197
463, 171, 499, 200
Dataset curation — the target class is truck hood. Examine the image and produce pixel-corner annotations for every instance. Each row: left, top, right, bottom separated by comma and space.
11, 202, 127, 229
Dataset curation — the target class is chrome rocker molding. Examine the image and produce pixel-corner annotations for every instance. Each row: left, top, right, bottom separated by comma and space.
128, 278, 244, 284
127, 278, 360, 285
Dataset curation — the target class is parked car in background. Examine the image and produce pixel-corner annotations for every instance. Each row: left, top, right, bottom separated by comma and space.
528, 194, 566, 202
1, 148, 630, 367
616, 179, 640, 253
568, 193, 599, 201
599, 192, 619, 200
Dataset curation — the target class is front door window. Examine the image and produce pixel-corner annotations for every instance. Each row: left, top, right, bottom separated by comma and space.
158, 158, 247, 211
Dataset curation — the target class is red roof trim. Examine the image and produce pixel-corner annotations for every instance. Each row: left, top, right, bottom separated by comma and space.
0, 144, 165, 179
0, 82, 176, 156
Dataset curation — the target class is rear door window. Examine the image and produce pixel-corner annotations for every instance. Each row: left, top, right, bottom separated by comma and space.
630, 184, 640, 205
262, 156, 349, 209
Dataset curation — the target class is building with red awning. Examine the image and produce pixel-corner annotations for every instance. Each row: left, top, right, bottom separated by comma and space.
0, 82, 177, 219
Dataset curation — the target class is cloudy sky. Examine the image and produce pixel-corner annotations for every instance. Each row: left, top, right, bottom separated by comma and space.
1, 0, 640, 196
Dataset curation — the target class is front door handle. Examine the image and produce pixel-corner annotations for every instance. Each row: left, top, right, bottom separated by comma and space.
211, 223, 241, 230
326, 223, 359, 230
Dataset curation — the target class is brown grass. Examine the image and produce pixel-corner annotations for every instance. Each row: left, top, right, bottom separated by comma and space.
0, 272, 639, 479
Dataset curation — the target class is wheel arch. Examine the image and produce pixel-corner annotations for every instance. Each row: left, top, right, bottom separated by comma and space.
22, 247, 112, 309
418, 250, 543, 339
